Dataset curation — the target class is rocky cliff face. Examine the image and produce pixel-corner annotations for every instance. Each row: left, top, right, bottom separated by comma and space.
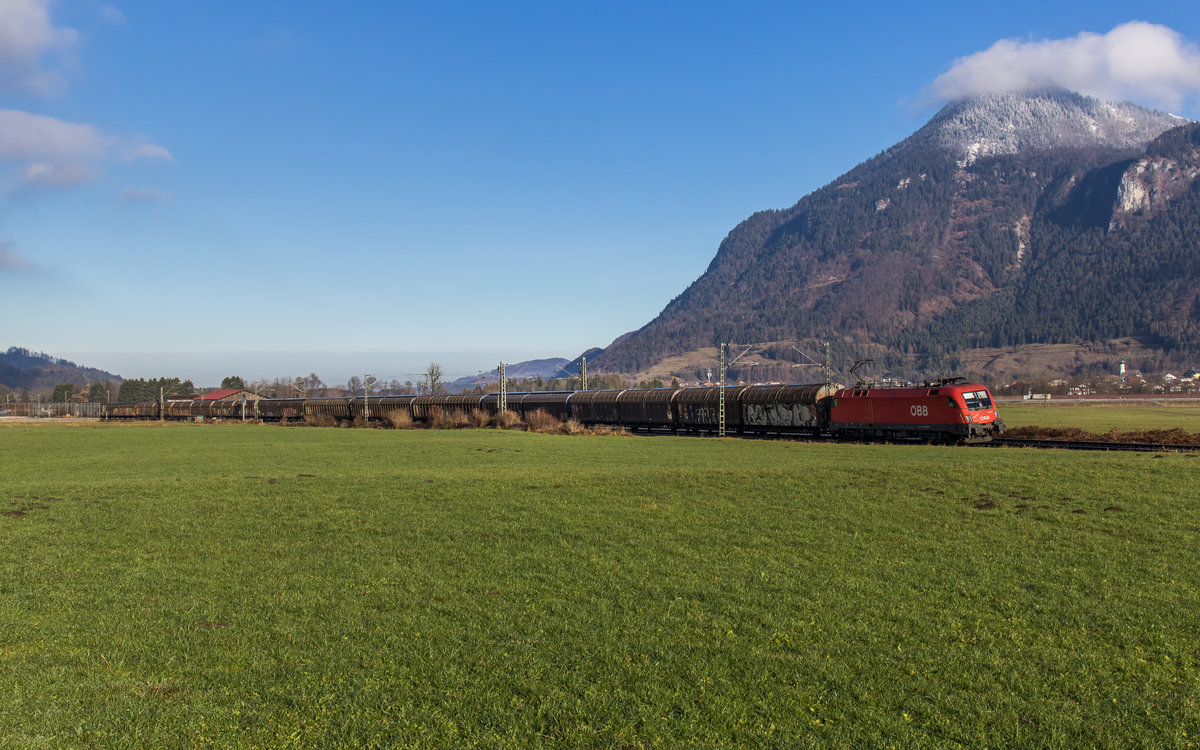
1111, 155, 1200, 225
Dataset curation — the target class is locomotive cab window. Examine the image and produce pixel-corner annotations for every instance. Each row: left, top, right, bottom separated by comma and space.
962, 390, 993, 411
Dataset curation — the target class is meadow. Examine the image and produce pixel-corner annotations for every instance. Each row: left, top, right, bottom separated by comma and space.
1, 422, 1198, 747
998, 401, 1200, 433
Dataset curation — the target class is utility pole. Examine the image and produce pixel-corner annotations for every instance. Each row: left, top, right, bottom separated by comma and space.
718, 343, 726, 437
499, 362, 507, 413
824, 341, 831, 384
581, 356, 587, 391
160, 386, 165, 422
364, 373, 369, 421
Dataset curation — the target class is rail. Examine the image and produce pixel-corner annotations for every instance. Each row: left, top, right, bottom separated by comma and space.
988, 437, 1200, 453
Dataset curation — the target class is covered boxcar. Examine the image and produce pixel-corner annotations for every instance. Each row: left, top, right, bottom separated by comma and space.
103, 402, 159, 419
305, 397, 354, 421
674, 386, 747, 432
515, 391, 573, 421
255, 398, 306, 421
163, 399, 201, 420
411, 394, 486, 421
739, 383, 838, 434
374, 395, 418, 422
570, 390, 625, 425
612, 388, 678, 429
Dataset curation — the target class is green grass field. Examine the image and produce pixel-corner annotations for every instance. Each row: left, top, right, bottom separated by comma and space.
998, 401, 1200, 433
2, 423, 1198, 747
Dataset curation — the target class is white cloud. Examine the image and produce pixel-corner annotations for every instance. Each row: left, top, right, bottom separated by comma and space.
0, 109, 104, 161
927, 21, 1200, 110
24, 161, 99, 188
125, 142, 175, 163
0, 109, 171, 190
0, 0, 78, 94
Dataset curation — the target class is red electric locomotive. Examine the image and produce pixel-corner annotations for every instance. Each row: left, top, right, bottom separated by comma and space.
829, 381, 1004, 443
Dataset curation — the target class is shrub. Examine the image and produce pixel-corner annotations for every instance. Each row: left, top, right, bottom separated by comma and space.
429, 407, 472, 430
524, 409, 562, 434
467, 409, 491, 429
492, 411, 522, 430
384, 410, 415, 429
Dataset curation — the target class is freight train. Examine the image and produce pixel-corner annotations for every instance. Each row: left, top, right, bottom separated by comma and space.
102, 380, 1005, 443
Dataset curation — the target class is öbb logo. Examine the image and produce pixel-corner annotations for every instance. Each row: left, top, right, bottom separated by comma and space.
910, 404, 929, 417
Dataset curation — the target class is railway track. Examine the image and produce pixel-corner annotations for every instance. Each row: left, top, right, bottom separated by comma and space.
634, 428, 1200, 452
988, 437, 1200, 453
627, 426, 1200, 451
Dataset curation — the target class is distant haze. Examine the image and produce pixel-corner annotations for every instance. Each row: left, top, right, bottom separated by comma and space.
55, 350, 561, 388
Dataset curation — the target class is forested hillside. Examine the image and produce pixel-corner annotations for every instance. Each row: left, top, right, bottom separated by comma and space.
0, 347, 122, 395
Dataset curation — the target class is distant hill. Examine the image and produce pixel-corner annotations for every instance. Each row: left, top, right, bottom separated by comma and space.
0, 347, 123, 392
589, 89, 1198, 382
446, 357, 572, 392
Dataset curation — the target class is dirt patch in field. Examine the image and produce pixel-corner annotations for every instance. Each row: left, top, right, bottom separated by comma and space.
5, 495, 101, 520
5, 496, 55, 518
971, 493, 997, 510
140, 684, 180, 700
1006, 426, 1200, 445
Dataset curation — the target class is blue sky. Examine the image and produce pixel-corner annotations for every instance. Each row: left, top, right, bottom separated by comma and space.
2, 1, 1199, 386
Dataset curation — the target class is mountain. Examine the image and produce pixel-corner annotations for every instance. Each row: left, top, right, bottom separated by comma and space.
0, 347, 123, 392
590, 89, 1197, 382
446, 357, 571, 392
914, 89, 1187, 164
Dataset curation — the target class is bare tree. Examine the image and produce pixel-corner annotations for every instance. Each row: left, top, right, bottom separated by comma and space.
426, 362, 444, 395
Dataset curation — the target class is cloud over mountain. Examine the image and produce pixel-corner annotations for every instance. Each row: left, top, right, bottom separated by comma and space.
928, 22, 1200, 111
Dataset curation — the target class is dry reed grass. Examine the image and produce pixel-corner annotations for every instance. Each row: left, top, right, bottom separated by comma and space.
384, 410, 416, 429
523, 409, 562, 434
492, 411, 522, 430
428, 407, 473, 430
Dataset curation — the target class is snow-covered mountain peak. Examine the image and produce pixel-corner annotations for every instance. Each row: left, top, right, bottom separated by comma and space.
917, 89, 1188, 166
